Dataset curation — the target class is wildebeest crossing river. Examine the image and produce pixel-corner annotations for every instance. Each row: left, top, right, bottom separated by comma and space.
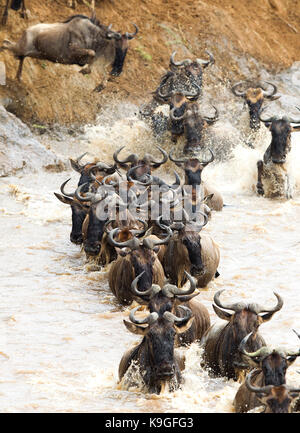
0, 95, 299, 412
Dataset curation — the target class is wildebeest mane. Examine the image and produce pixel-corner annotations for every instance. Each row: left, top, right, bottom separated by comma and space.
63, 14, 100, 27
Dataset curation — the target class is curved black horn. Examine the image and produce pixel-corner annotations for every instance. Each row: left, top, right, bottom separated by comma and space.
231, 81, 248, 97
163, 305, 193, 325
129, 306, 158, 325
125, 23, 139, 40
196, 50, 215, 68
169, 149, 186, 165
213, 289, 247, 312
149, 145, 169, 168
162, 271, 197, 297
170, 51, 192, 67
245, 370, 273, 394
203, 106, 219, 124
131, 272, 161, 299
113, 146, 139, 167
107, 227, 140, 249
260, 81, 278, 98
69, 152, 88, 173
60, 178, 75, 198
106, 24, 122, 40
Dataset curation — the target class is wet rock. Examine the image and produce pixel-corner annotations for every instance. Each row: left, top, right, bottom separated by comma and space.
0, 105, 61, 177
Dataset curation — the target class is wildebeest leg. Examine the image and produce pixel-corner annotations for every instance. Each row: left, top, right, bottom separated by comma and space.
256, 160, 264, 196
20, 0, 28, 19
1, 0, 9, 26
68, 45, 96, 74
16, 56, 24, 81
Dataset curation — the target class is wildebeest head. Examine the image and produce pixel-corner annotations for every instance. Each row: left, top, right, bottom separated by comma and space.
245, 370, 300, 413
239, 331, 300, 386
170, 100, 218, 152
232, 81, 280, 130
123, 304, 194, 392
259, 110, 300, 164
153, 50, 214, 105
113, 145, 168, 180
213, 290, 283, 375
104, 23, 138, 76
54, 178, 90, 244
169, 149, 215, 186
131, 270, 198, 314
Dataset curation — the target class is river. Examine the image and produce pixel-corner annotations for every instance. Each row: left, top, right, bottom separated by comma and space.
0, 89, 299, 412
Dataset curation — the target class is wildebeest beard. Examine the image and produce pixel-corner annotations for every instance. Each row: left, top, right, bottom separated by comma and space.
247, 99, 263, 130
131, 250, 154, 293
182, 233, 204, 274
110, 45, 128, 76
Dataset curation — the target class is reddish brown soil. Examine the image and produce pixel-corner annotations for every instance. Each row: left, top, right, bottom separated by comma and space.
0, 0, 299, 125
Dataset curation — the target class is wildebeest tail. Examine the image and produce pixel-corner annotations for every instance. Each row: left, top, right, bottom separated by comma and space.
11, 0, 22, 11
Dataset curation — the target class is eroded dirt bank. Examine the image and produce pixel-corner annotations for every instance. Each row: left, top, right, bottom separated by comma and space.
0, 0, 299, 125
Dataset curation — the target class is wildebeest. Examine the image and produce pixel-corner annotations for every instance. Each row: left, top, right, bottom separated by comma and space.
200, 290, 284, 381
1, 13, 138, 81
242, 369, 300, 413
119, 304, 194, 393
169, 149, 223, 211
1, 0, 27, 26
159, 212, 220, 289
131, 270, 210, 345
107, 225, 172, 305
54, 153, 119, 245
140, 50, 214, 132
234, 330, 300, 412
231, 81, 280, 132
256, 110, 300, 199
153, 50, 215, 104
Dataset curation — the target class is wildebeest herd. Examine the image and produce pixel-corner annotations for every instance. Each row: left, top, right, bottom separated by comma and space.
2, 6, 300, 412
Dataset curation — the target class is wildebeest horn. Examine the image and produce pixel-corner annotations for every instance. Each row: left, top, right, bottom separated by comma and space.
203, 106, 219, 123
106, 24, 122, 40
169, 149, 185, 165
293, 329, 300, 340
240, 331, 300, 359
131, 272, 161, 299
231, 81, 248, 97
113, 146, 139, 166
149, 145, 168, 168
162, 271, 197, 297
213, 289, 247, 312
69, 152, 88, 173
245, 369, 274, 394
107, 227, 140, 249
182, 83, 201, 100
129, 306, 158, 325
127, 165, 153, 186
196, 50, 215, 68
130, 219, 148, 236
199, 148, 215, 166
248, 292, 283, 314
170, 51, 192, 67
170, 106, 187, 121
260, 81, 278, 98
142, 225, 173, 249
163, 306, 193, 325
125, 23, 139, 40
60, 178, 75, 197
239, 332, 271, 358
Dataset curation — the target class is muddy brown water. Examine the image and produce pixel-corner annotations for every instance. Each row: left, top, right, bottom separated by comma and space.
0, 103, 299, 413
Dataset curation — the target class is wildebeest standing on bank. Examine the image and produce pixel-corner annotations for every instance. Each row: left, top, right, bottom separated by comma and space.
119, 305, 194, 394
1, 13, 138, 82
234, 331, 300, 412
200, 290, 284, 381
256, 110, 300, 199
1, 0, 27, 26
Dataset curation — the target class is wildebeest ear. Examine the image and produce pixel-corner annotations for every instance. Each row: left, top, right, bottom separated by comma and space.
54, 192, 74, 205
123, 320, 148, 335
152, 246, 160, 253
116, 247, 128, 257
213, 304, 232, 321
202, 193, 214, 204
287, 355, 298, 367
174, 316, 195, 334
260, 311, 277, 323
